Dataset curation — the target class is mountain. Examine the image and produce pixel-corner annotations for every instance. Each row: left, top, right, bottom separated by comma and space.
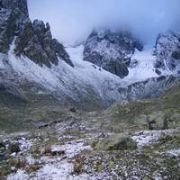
83, 30, 143, 78
0, 0, 179, 110
0, 1, 180, 179
0, 0, 73, 67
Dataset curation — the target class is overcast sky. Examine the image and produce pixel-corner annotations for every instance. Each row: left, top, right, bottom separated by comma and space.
28, 0, 180, 46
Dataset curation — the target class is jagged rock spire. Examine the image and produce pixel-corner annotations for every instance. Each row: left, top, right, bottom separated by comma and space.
0, 0, 74, 67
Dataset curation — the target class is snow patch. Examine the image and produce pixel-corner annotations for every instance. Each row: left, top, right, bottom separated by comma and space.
165, 148, 180, 157
125, 48, 158, 84
132, 129, 179, 149
7, 170, 29, 180
132, 131, 161, 148
35, 161, 73, 180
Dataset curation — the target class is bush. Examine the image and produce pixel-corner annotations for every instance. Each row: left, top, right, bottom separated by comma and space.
108, 136, 137, 150
8, 143, 20, 154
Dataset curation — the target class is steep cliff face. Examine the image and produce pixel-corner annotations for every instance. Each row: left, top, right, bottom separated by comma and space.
83, 30, 143, 78
154, 32, 180, 75
0, 0, 73, 67
14, 20, 73, 67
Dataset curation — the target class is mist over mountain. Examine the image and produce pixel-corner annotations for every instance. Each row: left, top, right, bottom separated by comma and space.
28, 0, 180, 45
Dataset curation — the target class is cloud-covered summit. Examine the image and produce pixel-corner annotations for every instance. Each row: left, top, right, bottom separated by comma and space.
28, 0, 180, 45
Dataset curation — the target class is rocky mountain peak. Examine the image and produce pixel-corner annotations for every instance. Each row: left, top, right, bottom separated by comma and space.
83, 29, 143, 78
0, 0, 73, 67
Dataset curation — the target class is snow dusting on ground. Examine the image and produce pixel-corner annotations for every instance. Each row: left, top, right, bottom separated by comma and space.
132, 129, 179, 149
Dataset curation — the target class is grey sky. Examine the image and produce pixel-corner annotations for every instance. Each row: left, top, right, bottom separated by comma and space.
28, 0, 180, 45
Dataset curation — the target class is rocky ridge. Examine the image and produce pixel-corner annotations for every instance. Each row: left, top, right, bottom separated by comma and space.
0, 0, 73, 67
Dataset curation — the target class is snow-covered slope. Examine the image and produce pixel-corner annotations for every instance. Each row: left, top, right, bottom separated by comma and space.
125, 47, 157, 83
0, 40, 178, 108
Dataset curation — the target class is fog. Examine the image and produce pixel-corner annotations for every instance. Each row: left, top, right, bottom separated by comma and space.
28, 0, 180, 46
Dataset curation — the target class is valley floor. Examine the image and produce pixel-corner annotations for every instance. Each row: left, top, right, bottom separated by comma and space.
0, 84, 180, 180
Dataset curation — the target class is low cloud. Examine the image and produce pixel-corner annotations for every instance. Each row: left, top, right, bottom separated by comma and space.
28, 0, 180, 45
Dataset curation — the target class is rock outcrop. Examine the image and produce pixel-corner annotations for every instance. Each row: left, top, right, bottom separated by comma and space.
14, 20, 73, 67
154, 32, 180, 75
0, 0, 73, 67
83, 30, 143, 78
0, 0, 28, 16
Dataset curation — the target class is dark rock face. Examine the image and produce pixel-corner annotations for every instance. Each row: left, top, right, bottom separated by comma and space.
103, 61, 129, 78
0, 8, 25, 53
14, 20, 73, 67
154, 33, 180, 73
172, 50, 180, 60
83, 30, 143, 78
0, 0, 28, 16
0, 0, 73, 67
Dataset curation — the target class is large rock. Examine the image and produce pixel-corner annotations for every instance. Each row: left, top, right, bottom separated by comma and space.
83, 30, 143, 78
154, 32, 180, 74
